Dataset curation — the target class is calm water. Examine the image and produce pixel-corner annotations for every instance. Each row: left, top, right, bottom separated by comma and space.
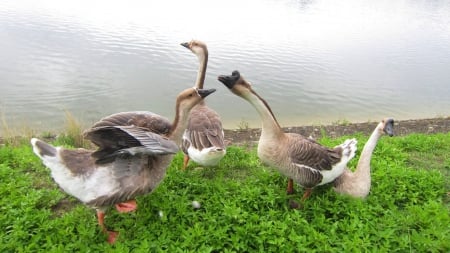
1, 0, 450, 134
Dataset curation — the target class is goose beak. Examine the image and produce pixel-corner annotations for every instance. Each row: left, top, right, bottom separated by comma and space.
383, 118, 395, 137
180, 42, 190, 49
218, 70, 241, 89
197, 88, 216, 98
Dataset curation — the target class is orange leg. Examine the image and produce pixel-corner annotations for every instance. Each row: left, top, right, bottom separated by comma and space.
115, 199, 137, 213
96, 210, 119, 244
286, 178, 294, 195
182, 155, 190, 170
301, 188, 313, 202
288, 188, 313, 209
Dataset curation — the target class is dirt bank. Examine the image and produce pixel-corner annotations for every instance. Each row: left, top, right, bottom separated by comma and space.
223, 117, 450, 146
2, 117, 449, 146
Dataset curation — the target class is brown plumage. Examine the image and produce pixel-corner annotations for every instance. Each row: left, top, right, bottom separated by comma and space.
180, 40, 226, 169
218, 70, 357, 204
90, 111, 171, 135
333, 118, 394, 198
31, 87, 216, 243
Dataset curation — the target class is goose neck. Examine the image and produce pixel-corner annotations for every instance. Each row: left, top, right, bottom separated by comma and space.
355, 123, 383, 175
244, 91, 283, 139
194, 51, 208, 89
169, 104, 191, 146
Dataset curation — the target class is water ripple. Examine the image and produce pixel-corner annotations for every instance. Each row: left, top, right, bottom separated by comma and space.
1, 0, 450, 132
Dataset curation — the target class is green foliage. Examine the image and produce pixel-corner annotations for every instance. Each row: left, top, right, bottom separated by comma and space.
58, 110, 89, 148
0, 133, 448, 252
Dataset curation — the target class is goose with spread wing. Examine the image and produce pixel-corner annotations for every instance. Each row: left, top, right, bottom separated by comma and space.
31, 87, 215, 243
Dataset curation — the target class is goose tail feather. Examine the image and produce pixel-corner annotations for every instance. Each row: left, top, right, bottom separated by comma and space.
31, 138, 57, 158
339, 138, 358, 162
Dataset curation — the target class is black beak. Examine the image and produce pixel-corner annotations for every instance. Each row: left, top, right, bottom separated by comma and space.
384, 118, 395, 137
197, 88, 216, 98
180, 42, 189, 49
217, 70, 241, 89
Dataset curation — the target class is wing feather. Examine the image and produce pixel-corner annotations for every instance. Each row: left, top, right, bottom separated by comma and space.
87, 111, 171, 135
184, 105, 225, 151
84, 126, 178, 164
292, 163, 323, 188
288, 134, 342, 172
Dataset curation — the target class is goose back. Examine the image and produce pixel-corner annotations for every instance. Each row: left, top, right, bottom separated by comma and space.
182, 103, 225, 153
89, 111, 172, 135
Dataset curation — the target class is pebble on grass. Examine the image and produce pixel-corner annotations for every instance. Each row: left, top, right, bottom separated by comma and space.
192, 201, 201, 209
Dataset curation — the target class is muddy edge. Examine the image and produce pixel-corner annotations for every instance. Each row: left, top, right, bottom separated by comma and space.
1, 117, 449, 146
224, 117, 450, 146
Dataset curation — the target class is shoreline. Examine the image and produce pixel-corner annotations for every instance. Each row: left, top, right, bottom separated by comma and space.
1, 117, 449, 146
223, 117, 450, 145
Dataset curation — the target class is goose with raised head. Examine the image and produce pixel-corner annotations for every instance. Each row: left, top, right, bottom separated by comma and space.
31, 87, 216, 243
333, 118, 394, 198
180, 40, 226, 169
218, 70, 357, 204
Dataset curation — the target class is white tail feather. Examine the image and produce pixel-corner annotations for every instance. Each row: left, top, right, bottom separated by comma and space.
340, 138, 358, 162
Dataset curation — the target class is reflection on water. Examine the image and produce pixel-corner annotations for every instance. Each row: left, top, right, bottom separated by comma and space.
1, 0, 449, 134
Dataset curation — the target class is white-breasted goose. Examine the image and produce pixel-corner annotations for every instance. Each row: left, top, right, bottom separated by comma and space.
333, 118, 394, 198
180, 40, 226, 169
31, 87, 215, 243
218, 70, 357, 204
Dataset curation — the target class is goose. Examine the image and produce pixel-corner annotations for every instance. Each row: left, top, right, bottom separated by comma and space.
218, 70, 357, 203
333, 118, 394, 198
31, 87, 216, 243
180, 40, 226, 169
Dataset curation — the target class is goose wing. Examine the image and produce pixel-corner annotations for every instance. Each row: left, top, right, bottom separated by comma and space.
89, 111, 172, 136
288, 135, 343, 187
288, 135, 342, 171
85, 125, 179, 164
87, 154, 168, 208
183, 105, 225, 152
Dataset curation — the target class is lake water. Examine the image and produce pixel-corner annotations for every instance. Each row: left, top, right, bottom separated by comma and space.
1, 0, 450, 135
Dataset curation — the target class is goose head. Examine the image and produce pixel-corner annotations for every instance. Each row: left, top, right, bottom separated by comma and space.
217, 70, 253, 99
380, 118, 395, 137
176, 87, 216, 112
181, 40, 208, 57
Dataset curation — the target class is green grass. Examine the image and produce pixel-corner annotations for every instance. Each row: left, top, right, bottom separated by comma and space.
0, 132, 449, 252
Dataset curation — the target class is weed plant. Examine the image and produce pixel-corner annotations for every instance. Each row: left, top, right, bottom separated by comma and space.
0, 133, 448, 252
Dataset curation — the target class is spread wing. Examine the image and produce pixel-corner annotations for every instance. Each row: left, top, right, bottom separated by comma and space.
88, 111, 172, 136
84, 125, 179, 164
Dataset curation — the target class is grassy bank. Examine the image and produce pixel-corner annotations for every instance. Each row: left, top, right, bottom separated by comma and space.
0, 132, 449, 252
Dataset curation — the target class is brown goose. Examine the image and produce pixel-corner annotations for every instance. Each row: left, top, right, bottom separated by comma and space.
180, 40, 226, 169
31, 87, 216, 243
218, 70, 357, 203
333, 118, 394, 198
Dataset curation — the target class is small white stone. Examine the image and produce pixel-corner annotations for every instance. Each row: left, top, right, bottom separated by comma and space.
192, 200, 201, 209
158, 210, 163, 218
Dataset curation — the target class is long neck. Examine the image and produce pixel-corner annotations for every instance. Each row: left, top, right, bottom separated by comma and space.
168, 104, 192, 146
194, 49, 208, 89
354, 123, 383, 176
243, 91, 283, 139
